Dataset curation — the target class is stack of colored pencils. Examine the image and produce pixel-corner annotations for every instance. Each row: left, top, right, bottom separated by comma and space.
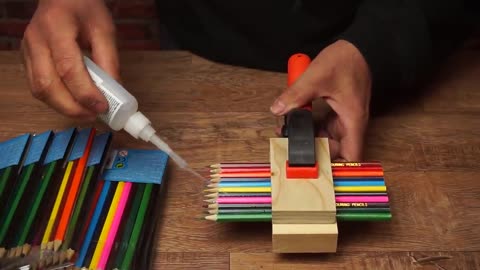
0, 128, 167, 270
204, 162, 392, 222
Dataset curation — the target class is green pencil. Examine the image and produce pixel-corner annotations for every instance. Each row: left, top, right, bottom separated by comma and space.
62, 165, 95, 250
114, 184, 145, 268
336, 212, 392, 221
0, 167, 12, 201
16, 161, 57, 247
0, 163, 34, 246
120, 183, 152, 270
205, 213, 272, 222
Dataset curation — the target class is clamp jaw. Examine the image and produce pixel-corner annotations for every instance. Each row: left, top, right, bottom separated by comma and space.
281, 54, 318, 179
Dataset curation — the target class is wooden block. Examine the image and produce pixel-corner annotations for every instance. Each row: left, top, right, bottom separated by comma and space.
272, 223, 338, 253
270, 138, 336, 224
270, 137, 338, 253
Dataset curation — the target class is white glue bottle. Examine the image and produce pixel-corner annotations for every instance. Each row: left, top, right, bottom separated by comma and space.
83, 56, 204, 180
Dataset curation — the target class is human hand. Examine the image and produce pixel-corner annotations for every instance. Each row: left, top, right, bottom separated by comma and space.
270, 40, 372, 161
21, 0, 119, 122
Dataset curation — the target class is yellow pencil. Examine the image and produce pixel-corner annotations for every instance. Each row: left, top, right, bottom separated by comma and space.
205, 187, 271, 193
41, 161, 74, 249
89, 182, 125, 270
334, 186, 387, 192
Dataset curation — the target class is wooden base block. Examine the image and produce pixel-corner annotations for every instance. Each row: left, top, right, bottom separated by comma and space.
270, 137, 338, 253
272, 223, 338, 253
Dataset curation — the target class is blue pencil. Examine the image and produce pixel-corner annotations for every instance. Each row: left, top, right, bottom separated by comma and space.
334, 181, 385, 187
75, 180, 111, 267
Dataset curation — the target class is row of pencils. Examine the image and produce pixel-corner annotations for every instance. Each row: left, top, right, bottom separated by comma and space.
0, 128, 163, 270
203, 162, 392, 222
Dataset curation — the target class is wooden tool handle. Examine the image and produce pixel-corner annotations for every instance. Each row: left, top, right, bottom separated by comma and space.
287, 53, 312, 110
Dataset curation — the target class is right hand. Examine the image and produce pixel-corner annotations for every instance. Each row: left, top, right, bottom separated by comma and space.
21, 0, 119, 122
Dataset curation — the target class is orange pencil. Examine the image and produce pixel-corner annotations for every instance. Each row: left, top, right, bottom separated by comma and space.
53, 129, 96, 250
332, 171, 384, 177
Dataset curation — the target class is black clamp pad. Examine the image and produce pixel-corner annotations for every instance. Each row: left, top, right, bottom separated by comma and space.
281, 108, 316, 167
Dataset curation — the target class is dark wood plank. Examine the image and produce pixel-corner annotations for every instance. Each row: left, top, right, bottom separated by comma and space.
152, 252, 229, 270
230, 252, 480, 270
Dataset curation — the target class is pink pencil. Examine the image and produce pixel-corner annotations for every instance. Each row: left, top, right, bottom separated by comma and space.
216, 196, 271, 204
335, 196, 389, 203
97, 182, 132, 270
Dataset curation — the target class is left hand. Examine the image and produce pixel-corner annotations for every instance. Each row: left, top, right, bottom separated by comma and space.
270, 40, 372, 161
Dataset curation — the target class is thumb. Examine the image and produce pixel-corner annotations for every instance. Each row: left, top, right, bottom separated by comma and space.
270, 76, 318, 116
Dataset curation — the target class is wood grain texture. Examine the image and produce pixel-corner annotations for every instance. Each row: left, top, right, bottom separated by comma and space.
270, 138, 336, 224
270, 138, 337, 253
230, 252, 480, 270
0, 48, 479, 269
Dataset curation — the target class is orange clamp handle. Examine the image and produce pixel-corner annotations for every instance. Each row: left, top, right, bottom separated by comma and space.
287, 53, 312, 110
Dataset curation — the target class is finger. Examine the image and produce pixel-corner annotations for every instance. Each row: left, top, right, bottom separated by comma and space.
270, 82, 317, 116
24, 26, 96, 121
46, 25, 108, 113
327, 138, 341, 161
270, 54, 332, 116
87, 11, 120, 81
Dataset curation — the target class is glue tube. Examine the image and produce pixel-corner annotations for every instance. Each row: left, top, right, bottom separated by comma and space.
83, 56, 187, 168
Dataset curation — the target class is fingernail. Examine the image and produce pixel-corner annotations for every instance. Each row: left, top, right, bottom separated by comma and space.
270, 100, 286, 115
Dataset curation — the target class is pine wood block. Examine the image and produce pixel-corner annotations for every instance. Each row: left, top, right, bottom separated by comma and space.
270, 137, 337, 253
272, 223, 338, 253
270, 138, 336, 223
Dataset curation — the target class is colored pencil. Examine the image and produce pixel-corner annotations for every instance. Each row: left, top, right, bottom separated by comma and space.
209, 181, 271, 187
331, 162, 382, 167
333, 171, 384, 177
206, 187, 271, 193
336, 202, 389, 208
120, 183, 153, 270
210, 177, 271, 182
335, 196, 389, 203
207, 186, 387, 193
205, 213, 271, 222
208, 203, 272, 209
334, 186, 386, 192
336, 212, 392, 221
75, 180, 112, 267
210, 167, 271, 173
210, 163, 269, 168
16, 161, 57, 247
41, 161, 74, 250
0, 167, 12, 202
208, 208, 272, 214
72, 179, 104, 252
97, 182, 132, 270
83, 181, 117, 267
206, 192, 271, 198
211, 172, 271, 178
54, 129, 95, 250
204, 212, 391, 222
62, 165, 95, 251
89, 181, 125, 269
205, 197, 271, 204
209, 180, 385, 187
113, 184, 145, 268
0, 163, 34, 247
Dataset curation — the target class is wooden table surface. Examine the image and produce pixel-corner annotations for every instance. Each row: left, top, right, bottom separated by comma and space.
0, 46, 479, 269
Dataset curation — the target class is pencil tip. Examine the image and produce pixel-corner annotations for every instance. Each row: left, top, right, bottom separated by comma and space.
53, 240, 62, 252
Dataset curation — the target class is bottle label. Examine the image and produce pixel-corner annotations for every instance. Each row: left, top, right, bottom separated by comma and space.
96, 83, 123, 124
